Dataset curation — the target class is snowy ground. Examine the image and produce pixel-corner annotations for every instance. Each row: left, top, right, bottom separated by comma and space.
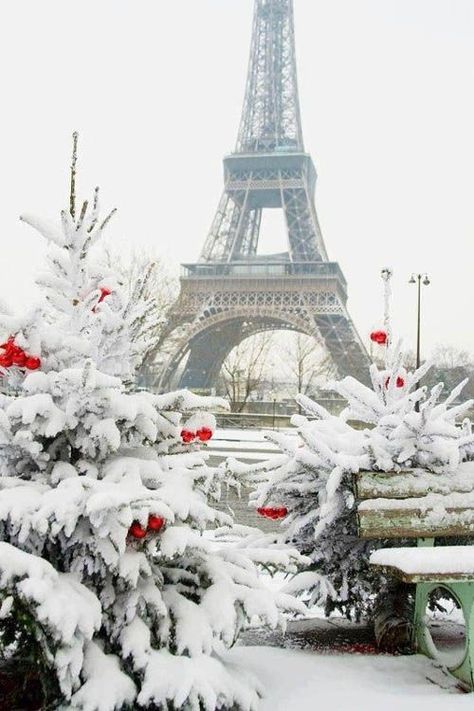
222, 611, 472, 709
206, 427, 293, 463
225, 646, 472, 710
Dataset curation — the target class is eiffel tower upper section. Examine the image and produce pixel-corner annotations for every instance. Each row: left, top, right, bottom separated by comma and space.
199, 0, 328, 264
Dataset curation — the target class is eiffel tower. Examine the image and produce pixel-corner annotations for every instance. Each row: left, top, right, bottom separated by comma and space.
158, 0, 370, 391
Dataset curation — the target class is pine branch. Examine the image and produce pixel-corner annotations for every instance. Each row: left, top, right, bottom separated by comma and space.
77, 200, 88, 232
88, 187, 100, 233
99, 208, 117, 232
70, 131, 79, 219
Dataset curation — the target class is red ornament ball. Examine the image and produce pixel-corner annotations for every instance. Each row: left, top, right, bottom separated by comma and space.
98, 287, 112, 304
147, 515, 165, 533
257, 506, 288, 520
0, 337, 40, 373
129, 521, 147, 539
0, 353, 12, 369
196, 427, 213, 442
0, 336, 16, 352
385, 375, 405, 389
12, 350, 27, 367
181, 429, 196, 443
370, 330, 388, 345
92, 287, 112, 313
25, 356, 41, 371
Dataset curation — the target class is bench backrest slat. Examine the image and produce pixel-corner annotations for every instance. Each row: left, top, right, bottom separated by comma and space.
355, 469, 474, 501
355, 466, 474, 540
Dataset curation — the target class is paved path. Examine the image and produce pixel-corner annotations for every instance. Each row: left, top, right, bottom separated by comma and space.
206, 427, 287, 464
241, 616, 378, 654
206, 427, 293, 531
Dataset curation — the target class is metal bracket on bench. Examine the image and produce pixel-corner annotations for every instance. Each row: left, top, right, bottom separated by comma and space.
417, 538, 435, 548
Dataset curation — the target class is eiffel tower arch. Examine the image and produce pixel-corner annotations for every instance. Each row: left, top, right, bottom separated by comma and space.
158, 0, 370, 391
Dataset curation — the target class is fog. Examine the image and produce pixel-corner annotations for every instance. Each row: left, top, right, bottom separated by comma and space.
1, 0, 473, 358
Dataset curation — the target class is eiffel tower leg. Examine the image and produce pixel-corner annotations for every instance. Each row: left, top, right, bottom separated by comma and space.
179, 322, 243, 389
200, 192, 245, 262
314, 310, 370, 384
281, 184, 327, 261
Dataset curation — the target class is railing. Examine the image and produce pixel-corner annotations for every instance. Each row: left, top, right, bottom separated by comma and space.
213, 411, 292, 429
181, 261, 346, 283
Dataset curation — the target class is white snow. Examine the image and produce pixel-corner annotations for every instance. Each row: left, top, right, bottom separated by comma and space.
359, 490, 474, 511
0, 543, 101, 699
225, 646, 473, 710
138, 649, 261, 711
69, 641, 136, 711
370, 546, 474, 576
356, 462, 474, 499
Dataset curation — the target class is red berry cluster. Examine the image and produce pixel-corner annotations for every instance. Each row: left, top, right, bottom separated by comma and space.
370, 330, 388, 345
257, 506, 288, 520
0, 337, 41, 371
128, 514, 166, 540
181, 427, 213, 444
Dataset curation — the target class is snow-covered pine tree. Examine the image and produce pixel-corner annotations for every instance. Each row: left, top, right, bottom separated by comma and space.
0, 135, 303, 711
246, 269, 474, 623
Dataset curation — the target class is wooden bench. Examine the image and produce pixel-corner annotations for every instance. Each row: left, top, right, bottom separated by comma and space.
355, 463, 474, 690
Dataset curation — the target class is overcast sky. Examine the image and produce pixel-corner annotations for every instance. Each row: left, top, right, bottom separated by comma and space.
1, 0, 473, 359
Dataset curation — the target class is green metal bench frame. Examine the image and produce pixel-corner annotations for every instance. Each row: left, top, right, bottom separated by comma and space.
355, 468, 474, 690
412, 539, 474, 690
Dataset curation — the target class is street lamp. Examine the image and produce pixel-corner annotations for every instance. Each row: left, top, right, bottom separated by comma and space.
409, 273, 430, 370
269, 391, 277, 430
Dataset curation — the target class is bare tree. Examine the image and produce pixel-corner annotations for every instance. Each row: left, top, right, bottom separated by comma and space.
101, 247, 179, 383
274, 333, 334, 406
289, 333, 332, 394
431, 344, 472, 370
428, 344, 474, 397
220, 332, 274, 412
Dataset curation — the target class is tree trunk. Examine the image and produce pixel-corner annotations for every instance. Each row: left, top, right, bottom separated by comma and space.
374, 582, 414, 653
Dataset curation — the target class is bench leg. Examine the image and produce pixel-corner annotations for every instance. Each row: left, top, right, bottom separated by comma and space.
450, 582, 474, 691
413, 582, 431, 655
413, 580, 474, 691
412, 539, 435, 656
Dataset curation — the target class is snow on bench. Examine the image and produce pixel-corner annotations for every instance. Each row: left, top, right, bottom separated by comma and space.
355, 462, 474, 539
370, 546, 474, 582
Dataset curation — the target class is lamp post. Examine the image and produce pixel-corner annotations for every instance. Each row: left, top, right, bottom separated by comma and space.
271, 395, 277, 430
409, 273, 430, 410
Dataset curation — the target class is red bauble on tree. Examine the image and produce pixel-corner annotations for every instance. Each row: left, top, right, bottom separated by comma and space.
181, 429, 196, 443
196, 427, 213, 442
0, 353, 12, 369
257, 506, 288, 520
98, 287, 112, 304
0, 336, 15, 352
384, 375, 405, 389
92, 287, 112, 313
0, 337, 18, 369
25, 356, 41, 371
370, 330, 388, 346
128, 521, 147, 540
12, 350, 27, 367
0, 336, 41, 372
147, 515, 165, 533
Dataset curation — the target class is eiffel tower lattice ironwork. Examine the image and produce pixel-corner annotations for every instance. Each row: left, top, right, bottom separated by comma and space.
158, 0, 370, 391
